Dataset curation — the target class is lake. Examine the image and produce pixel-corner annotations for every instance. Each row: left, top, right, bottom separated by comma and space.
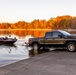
0, 36, 48, 67
0, 29, 50, 67
0, 29, 76, 67
0, 38, 30, 67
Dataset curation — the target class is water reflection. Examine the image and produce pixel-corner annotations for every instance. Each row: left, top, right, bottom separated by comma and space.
0, 38, 49, 67
29, 49, 49, 57
0, 44, 17, 53
0, 40, 29, 67
0, 29, 50, 38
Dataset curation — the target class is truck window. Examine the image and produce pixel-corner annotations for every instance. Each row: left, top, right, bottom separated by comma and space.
53, 31, 62, 38
45, 32, 52, 38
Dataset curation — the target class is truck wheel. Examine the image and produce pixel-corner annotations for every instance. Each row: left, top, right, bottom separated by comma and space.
67, 42, 76, 52
32, 43, 39, 51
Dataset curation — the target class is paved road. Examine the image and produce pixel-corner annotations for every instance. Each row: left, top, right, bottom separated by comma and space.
0, 50, 76, 75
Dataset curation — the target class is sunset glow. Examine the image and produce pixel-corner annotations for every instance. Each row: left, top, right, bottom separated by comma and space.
0, 0, 76, 23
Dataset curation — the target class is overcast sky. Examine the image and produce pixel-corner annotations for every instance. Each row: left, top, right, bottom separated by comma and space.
0, 0, 76, 23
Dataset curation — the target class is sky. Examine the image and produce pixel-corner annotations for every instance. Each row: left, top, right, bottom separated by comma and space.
0, 0, 76, 23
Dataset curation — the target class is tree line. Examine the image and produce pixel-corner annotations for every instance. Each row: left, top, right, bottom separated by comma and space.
0, 15, 76, 29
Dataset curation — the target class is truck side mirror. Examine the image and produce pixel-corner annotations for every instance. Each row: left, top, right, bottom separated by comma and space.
58, 35, 62, 38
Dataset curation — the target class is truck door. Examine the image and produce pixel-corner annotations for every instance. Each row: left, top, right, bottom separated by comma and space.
44, 32, 53, 47
52, 31, 65, 47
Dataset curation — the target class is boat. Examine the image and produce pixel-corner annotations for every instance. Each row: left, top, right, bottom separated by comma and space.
0, 37, 17, 44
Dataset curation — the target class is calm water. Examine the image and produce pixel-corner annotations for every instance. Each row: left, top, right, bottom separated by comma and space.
0, 29, 49, 67
0, 39, 30, 67
0, 29, 75, 67
0, 36, 48, 67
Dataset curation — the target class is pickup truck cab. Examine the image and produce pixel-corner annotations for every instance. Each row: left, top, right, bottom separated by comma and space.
28, 30, 76, 52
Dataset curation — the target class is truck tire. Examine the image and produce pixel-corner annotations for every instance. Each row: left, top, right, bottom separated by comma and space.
32, 43, 40, 51
67, 42, 76, 52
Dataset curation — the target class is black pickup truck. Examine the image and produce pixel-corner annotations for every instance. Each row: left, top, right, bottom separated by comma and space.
28, 30, 76, 52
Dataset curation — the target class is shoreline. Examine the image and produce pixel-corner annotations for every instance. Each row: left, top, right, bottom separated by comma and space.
0, 51, 76, 75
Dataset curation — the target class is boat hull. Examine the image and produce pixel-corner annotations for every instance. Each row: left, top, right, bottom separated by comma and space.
0, 37, 17, 44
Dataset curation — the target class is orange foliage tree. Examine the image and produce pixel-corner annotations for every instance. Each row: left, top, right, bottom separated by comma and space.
0, 15, 76, 37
